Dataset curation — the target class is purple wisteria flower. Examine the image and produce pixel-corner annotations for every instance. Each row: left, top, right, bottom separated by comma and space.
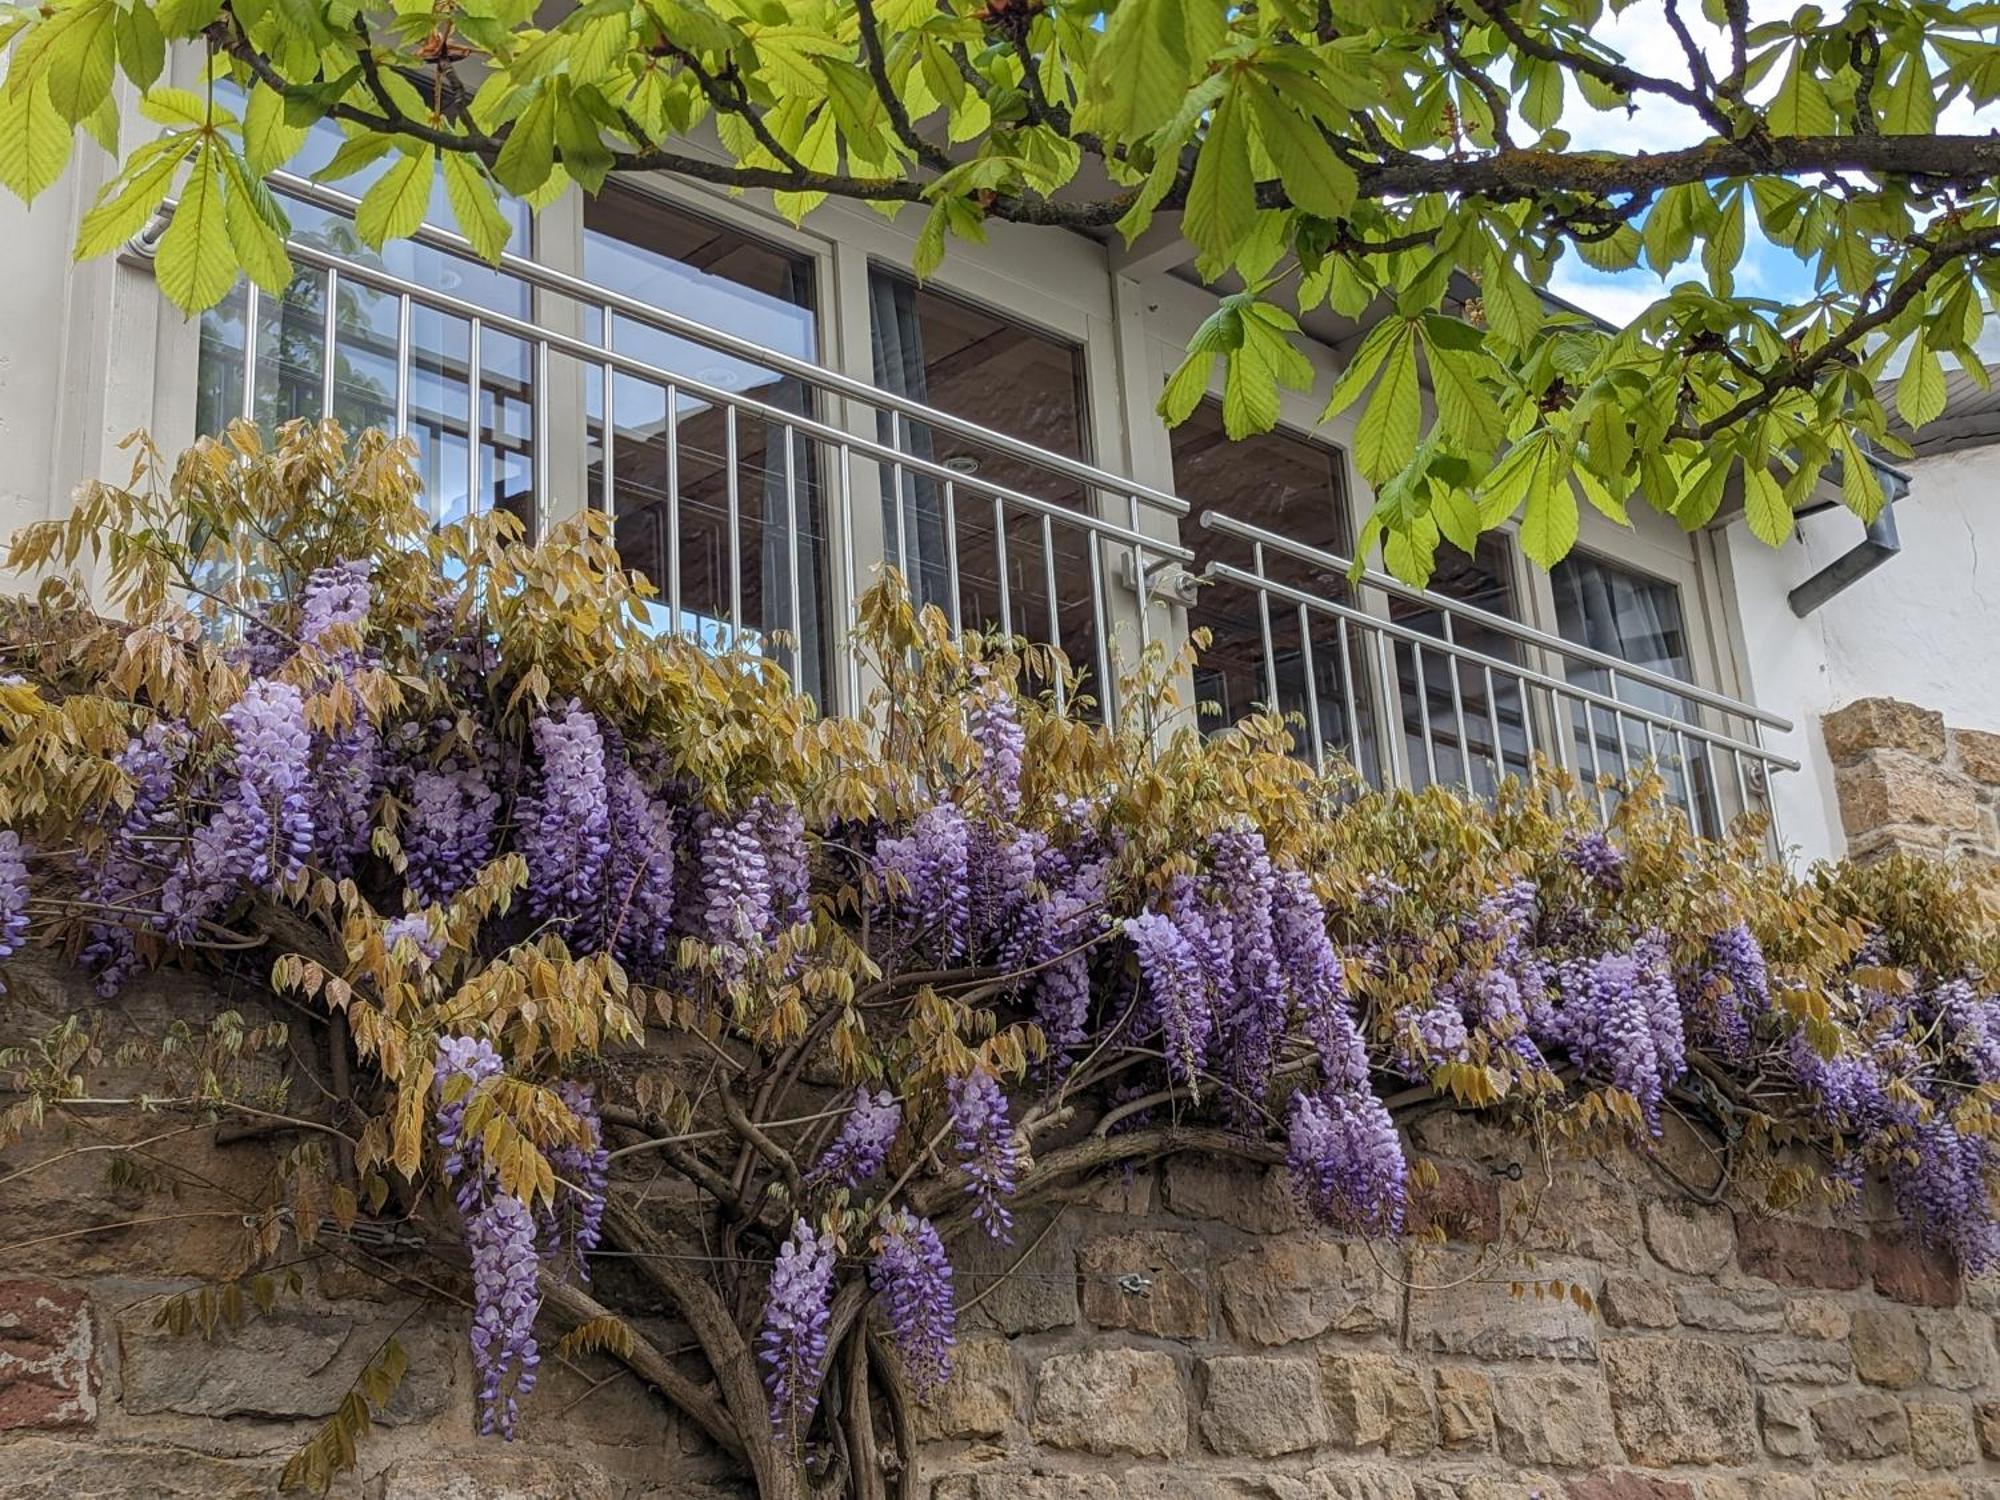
1285, 1086, 1407, 1235
1125, 909, 1212, 1085
222, 678, 315, 885
384, 913, 443, 966
297, 559, 374, 645
760, 1218, 836, 1437
1564, 830, 1626, 891
808, 1088, 901, 1190
520, 704, 612, 924
465, 1194, 542, 1437
751, 796, 811, 930
403, 761, 501, 907
966, 680, 1025, 817
599, 759, 676, 975
79, 724, 185, 994
875, 802, 972, 961
699, 809, 774, 976
870, 1209, 955, 1396
0, 830, 29, 966
546, 1082, 610, 1277
948, 1070, 1019, 1241
1545, 932, 1686, 1133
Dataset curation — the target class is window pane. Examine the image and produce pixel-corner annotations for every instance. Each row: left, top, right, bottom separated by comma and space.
194, 94, 537, 534
1170, 402, 1377, 774
582, 186, 828, 707
866, 270, 1098, 694
1390, 537, 1530, 797
1552, 551, 1717, 830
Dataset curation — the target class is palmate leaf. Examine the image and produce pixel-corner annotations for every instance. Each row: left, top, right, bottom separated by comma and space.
1351, 324, 1421, 486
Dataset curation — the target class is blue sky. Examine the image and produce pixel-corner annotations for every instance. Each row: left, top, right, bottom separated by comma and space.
1541, 2, 1997, 327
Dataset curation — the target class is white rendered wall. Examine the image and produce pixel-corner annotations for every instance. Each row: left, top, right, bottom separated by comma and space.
1718, 444, 2000, 868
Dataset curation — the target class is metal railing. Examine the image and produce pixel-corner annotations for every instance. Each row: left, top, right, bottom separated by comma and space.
126, 171, 1796, 829
139, 171, 1191, 717
1197, 513, 1798, 840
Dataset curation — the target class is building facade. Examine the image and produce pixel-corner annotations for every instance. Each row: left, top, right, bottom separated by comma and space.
0, 96, 1988, 872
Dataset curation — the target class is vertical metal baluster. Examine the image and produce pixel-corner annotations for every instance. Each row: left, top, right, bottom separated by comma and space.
1731, 748, 1751, 825
784, 424, 803, 678
725, 405, 742, 633
320, 268, 339, 419
1685, 731, 1710, 837
394, 293, 411, 441
890, 413, 910, 579
533, 340, 550, 534
1088, 531, 1112, 719
837, 443, 859, 711
992, 496, 1012, 638
1297, 601, 1325, 773
1606, 676, 1633, 785
1483, 663, 1504, 788
665, 383, 682, 630
1128, 495, 1152, 660
1379, 631, 1401, 789
1336, 616, 1362, 772
1254, 543, 1279, 711
241, 281, 261, 425
1041, 512, 1060, 651
1412, 642, 1439, 788
942, 480, 962, 637
1520, 674, 1540, 781
1442, 614, 1470, 790
466, 317, 482, 515
600, 318, 616, 514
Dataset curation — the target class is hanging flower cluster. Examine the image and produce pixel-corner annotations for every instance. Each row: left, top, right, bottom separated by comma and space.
759, 1218, 836, 1438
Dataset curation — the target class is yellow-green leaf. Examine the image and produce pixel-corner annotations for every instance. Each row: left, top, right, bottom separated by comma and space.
354, 146, 434, 250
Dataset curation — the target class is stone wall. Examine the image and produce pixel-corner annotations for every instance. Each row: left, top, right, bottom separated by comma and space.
1822, 697, 2000, 867
6, 961, 2000, 1500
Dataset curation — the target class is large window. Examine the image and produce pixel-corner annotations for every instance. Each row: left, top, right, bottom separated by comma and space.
866, 270, 1098, 690
1389, 537, 1530, 797
195, 104, 536, 534
1171, 403, 1376, 769
1552, 550, 1717, 829
582, 186, 827, 706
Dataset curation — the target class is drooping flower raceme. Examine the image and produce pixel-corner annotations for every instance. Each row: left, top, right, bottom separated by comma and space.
966, 680, 1026, 817
520, 704, 612, 925
870, 1209, 955, 1396
875, 802, 973, 961
403, 761, 501, 907
808, 1088, 901, 1190
0, 830, 29, 966
760, 1218, 836, 1437
297, 559, 374, 646
1285, 1087, 1407, 1235
599, 760, 677, 976
1563, 830, 1625, 891
1545, 932, 1686, 1133
384, 913, 444, 967
1125, 909, 1212, 1085
699, 809, 774, 977
222, 678, 316, 885
948, 1070, 1019, 1240
546, 1082, 610, 1277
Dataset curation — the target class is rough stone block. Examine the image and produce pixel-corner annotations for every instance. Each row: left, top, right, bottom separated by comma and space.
0, 1280, 95, 1431
931, 1477, 1123, 1500
0, 1438, 272, 1500
1566, 1477, 1696, 1500
380, 1456, 622, 1499
1783, 1296, 1850, 1340
1975, 1400, 2000, 1458
1405, 1162, 1502, 1244
1600, 1337, 1757, 1465
1491, 1368, 1617, 1468
1758, 1386, 1816, 1460
1302, 1465, 1420, 1500
1602, 1278, 1677, 1330
1735, 1215, 1863, 1289
1954, 727, 2000, 785
1872, 1234, 1963, 1307
1077, 1230, 1212, 1339
1031, 1348, 1187, 1459
1643, 1200, 1735, 1275
1836, 752, 1980, 834
1851, 1306, 1927, 1388
1813, 1391, 1911, 1461
1742, 1337, 1852, 1385
1673, 1286, 1783, 1333
1435, 1367, 1495, 1452
1502, 1175, 1643, 1263
914, 1335, 1026, 1440
117, 1303, 451, 1423
1924, 1309, 1996, 1389
1405, 1248, 1600, 1361
1163, 1157, 1307, 1234
1822, 698, 1948, 764
1320, 1350, 1435, 1456
1909, 1401, 1978, 1470
958, 1208, 1078, 1335
1214, 1234, 1398, 1346
1200, 1355, 1332, 1457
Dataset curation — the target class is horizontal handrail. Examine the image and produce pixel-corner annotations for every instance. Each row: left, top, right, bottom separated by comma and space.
172, 229, 1191, 566
258, 172, 1188, 518
1200, 509, 1793, 732
1203, 559, 1801, 771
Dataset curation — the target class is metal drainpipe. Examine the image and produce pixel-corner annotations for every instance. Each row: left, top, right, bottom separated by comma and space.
1787, 500, 1902, 617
